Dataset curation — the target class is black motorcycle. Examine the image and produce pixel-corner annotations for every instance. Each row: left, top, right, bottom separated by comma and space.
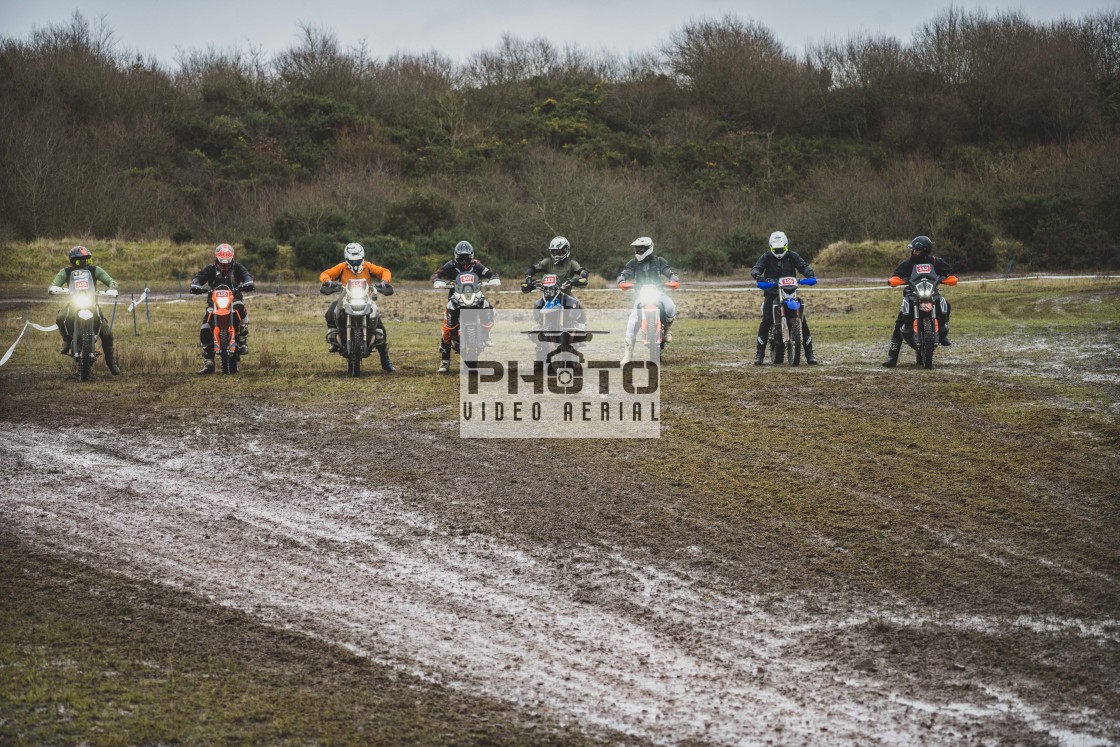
49, 269, 117, 381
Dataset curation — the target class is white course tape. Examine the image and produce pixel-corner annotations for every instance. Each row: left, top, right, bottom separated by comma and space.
0, 320, 60, 367
504, 273, 1120, 294
126, 288, 149, 313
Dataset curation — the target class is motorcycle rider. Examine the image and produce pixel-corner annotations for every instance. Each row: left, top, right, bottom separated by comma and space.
750, 231, 818, 365
431, 241, 499, 373
189, 243, 254, 375
617, 236, 679, 364
48, 245, 121, 375
319, 242, 396, 372
882, 235, 956, 368
522, 236, 589, 331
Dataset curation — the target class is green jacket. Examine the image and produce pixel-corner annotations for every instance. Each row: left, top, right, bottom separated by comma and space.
525, 256, 589, 287
50, 265, 118, 291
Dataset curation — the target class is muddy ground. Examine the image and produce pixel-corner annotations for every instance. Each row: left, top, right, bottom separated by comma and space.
1, 280, 1118, 745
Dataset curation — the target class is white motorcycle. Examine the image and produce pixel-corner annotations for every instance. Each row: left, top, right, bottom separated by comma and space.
322, 278, 389, 377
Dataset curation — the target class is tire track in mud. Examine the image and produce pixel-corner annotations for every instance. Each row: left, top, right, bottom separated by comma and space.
2, 422, 1115, 746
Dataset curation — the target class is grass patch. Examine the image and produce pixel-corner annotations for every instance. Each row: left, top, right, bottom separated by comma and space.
1, 276, 1117, 739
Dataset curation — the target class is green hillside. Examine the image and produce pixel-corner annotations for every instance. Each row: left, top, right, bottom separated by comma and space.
1, 10, 1118, 274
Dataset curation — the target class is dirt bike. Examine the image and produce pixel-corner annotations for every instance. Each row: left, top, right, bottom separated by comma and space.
434, 272, 500, 363
322, 278, 389, 377
203, 284, 245, 374
48, 269, 117, 381
757, 276, 816, 366
619, 280, 678, 364
528, 274, 586, 359
890, 264, 956, 370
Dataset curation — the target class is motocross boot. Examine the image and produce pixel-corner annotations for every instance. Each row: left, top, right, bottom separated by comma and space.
804, 338, 818, 365
882, 339, 901, 368
59, 333, 72, 355
939, 324, 951, 346
662, 317, 674, 345
198, 344, 215, 374
326, 329, 341, 352
236, 320, 249, 355
102, 339, 121, 375
621, 340, 634, 365
377, 343, 396, 372
753, 340, 766, 365
437, 341, 451, 373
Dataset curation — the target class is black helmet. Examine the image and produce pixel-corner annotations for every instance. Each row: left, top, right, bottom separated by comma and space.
68, 246, 93, 267
908, 236, 933, 256
454, 240, 474, 269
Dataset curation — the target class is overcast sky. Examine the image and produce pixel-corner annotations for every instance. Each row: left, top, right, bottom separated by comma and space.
1, 0, 1112, 66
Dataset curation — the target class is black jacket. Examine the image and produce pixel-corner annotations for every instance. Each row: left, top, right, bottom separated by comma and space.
431, 259, 498, 284
891, 254, 954, 281
617, 256, 678, 287
751, 251, 814, 296
751, 250, 814, 281
191, 262, 255, 299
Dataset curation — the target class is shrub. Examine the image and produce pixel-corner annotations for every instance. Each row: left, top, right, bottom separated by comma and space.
272, 207, 352, 243
171, 225, 194, 245
942, 210, 996, 272
686, 244, 731, 275
723, 228, 767, 268
291, 233, 340, 271
813, 240, 904, 277
243, 237, 279, 263
379, 190, 456, 238
239, 237, 279, 273
359, 235, 430, 280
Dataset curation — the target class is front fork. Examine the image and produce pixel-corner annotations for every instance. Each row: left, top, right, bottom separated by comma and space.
211, 313, 238, 353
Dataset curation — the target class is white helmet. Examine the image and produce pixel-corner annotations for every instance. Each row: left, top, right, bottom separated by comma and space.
768, 231, 789, 258
344, 242, 365, 271
549, 236, 571, 261
631, 236, 654, 261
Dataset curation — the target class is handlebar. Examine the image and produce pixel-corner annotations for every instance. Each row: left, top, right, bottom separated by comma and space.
48, 286, 118, 296
618, 280, 679, 290
756, 278, 817, 289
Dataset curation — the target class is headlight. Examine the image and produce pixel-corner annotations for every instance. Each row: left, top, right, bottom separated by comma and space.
915, 280, 935, 300
637, 286, 660, 306
73, 294, 93, 309
77, 309, 94, 320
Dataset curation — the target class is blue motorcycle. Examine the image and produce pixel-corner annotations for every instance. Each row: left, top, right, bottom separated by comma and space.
756, 276, 817, 366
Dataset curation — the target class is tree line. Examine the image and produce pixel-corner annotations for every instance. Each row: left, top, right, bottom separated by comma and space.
1, 9, 1117, 277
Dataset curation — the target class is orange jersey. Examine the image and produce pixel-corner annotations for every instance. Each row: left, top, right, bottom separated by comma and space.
319, 261, 392, 285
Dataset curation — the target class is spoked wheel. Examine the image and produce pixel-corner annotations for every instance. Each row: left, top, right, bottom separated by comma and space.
787, 316, 802, 367
347, 323, 362, 377
462, 325, 483, 364
219, 329, 235, 374
770, 312, 785, 365
77, 334, 93, 381
920, 317, 936, 369
645, 311, 661, 364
